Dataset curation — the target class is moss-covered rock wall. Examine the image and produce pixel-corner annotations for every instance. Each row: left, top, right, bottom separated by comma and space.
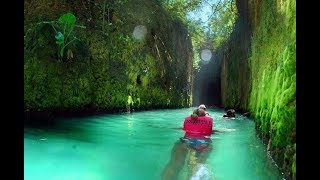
24, 0, 193, 114
220, 0, 252, 111
220, 0, 296, 179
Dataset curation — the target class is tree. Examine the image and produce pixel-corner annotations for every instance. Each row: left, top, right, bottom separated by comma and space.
208, 0, 237, 48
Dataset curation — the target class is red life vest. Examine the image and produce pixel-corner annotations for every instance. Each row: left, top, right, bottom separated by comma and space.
183, 116, 213, 139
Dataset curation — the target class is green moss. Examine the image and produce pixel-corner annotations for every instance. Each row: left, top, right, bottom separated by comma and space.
247, 0, 295, 177
221, 0, 295, 178
24, 0, 193, 112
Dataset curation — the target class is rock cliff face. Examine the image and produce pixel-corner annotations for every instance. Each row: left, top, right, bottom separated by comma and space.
24, 0, 193, 115
220, 0, 296, 178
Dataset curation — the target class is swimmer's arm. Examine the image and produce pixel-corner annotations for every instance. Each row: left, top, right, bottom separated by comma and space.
171, 127, 184, 130
212, 128, 236, 134
211, 129, 221, 134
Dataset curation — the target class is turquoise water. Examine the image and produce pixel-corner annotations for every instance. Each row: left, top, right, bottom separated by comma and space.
24, 108, 283, 180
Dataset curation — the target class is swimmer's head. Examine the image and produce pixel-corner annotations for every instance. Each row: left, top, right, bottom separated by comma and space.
198, 104, 206, 110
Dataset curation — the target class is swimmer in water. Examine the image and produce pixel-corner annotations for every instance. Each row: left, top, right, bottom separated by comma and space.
162, 108, 213, 180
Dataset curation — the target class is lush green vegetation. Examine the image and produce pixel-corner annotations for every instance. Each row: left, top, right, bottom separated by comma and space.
219, 0, 249, 110
220, 0, 295, 178
208, 0, 238, 49
161, 0, 237, 70
24, 0, 193, 112
24, 0, 237, 112
248, 0, 296, 178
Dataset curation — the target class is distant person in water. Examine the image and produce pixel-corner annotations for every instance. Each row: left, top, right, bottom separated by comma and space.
198, 104, 210, 117
223, 109, 236, 119
161, 108, 213, 179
